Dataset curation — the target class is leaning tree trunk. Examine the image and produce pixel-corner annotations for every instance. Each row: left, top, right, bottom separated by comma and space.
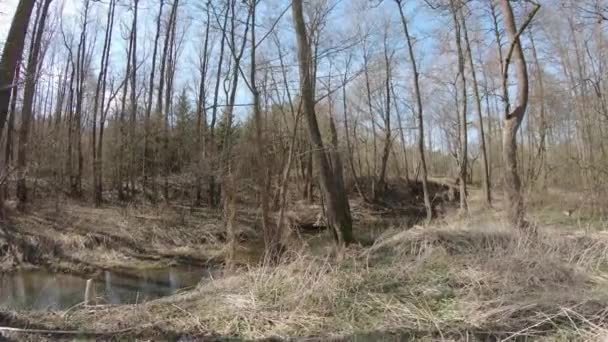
0, 0, 35, 218
395, 0, 432, 221
499, 0, 540, 229
292, 0, 354, 247
0, 0, 36, 137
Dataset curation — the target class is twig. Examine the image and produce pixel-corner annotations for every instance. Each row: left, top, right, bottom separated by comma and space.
0, 326, 134, 336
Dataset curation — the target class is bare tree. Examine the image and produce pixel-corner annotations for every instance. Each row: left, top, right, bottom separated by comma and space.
460, 5, 491, 206
499, 0, 540, 228
449, 0, 468, 213
16, 0, 53, 207
92, 0, 116, 205
395, 0, 432, 221
292, 0, 354, 247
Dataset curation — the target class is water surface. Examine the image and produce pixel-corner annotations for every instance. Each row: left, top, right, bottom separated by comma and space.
0, 265, 210, 311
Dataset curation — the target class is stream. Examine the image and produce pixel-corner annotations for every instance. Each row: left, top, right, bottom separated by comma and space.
0, 265, 212, 311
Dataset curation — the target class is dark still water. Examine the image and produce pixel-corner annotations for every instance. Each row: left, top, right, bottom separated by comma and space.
0, 266, 211, 311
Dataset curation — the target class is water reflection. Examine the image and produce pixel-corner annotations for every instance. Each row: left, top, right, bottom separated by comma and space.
0, 265, 209, 311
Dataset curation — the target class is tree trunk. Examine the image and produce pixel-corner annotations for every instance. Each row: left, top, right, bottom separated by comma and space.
0, 0, 36, 139
118, 12, 134, 201
194, 6, 210, 206
341, 56, 367, 201
143, 1, 164, 199
248, 1, 277, 262
129, 0, 139, 198
499, 0, 539, 229
16, 0, 53, 207
395, 0, 432, 221
450, 0, 468, 214
92, 0, 116, 205
376, 32, 393, 201
460, 6, 490, 206
292, 0, 353, 247
207, 2, 228, 208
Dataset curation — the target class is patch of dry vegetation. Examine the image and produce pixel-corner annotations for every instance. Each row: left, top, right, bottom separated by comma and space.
8, 218, 608, 341
0, 200, 235, 272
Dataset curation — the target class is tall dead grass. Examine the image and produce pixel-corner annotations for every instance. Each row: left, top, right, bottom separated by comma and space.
10, 220, 608, 341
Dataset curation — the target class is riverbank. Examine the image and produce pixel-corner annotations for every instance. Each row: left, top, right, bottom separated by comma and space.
4, 219, 608, 341
2, 187, 608, 340
0, 199, 229, 276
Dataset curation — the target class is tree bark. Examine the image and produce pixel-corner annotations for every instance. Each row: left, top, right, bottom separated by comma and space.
194, 5, 210, 206
0, 0, 36, 138
16, 0, 53, 207
460, 6, 490, 206
499, 0, 539, 229
129, 0, 139, 198
395, 0, 432, 221
450, 0, 468, 214
376, 32, 393, 201
92, 0, 116, 205
292, 0, 354, 247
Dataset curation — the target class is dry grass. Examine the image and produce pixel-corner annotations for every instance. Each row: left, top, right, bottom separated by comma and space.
4, 186, 608, 340
0, 199, 233, 272
9, 216, 608, 341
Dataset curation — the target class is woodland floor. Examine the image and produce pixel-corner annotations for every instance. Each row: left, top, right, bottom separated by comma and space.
1, 182, 608, 341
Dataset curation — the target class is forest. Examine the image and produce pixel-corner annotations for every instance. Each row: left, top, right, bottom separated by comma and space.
0, 0, 608, 340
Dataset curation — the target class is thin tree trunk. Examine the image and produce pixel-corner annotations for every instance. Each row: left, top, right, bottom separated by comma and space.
194, 6, 210, 206
92, 0, 115, 205
460, 6, 490, 205
450, 0, 468, 214
208, 2, 228, 208
248, 1, 277, 261
118, 17, 134, 201
376, 33, 393, 200
6, 63, 20, 165
129, 0, 139, 198
143, 0, 164, 199
341, 56, 368, 201
395, 0, 432, 221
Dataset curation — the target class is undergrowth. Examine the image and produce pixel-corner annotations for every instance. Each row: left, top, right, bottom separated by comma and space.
12, 220, 608, 341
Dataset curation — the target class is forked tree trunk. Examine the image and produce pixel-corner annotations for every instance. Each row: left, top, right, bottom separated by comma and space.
499, 0, 539, 229
292, 0, 354, 247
